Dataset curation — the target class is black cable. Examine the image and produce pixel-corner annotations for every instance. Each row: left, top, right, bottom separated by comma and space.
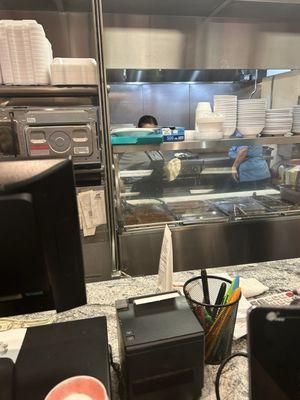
215, 352, 248, 400
108, 344, 121, 377
108, 344, 126, 399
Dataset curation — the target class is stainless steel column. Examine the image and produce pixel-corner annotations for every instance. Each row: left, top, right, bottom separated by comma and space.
92, 0, 119, 272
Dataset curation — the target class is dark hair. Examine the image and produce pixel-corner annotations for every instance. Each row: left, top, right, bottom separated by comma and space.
138, 115, 158, 128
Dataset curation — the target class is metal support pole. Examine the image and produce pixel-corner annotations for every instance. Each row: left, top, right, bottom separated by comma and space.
92, 0, 120, 273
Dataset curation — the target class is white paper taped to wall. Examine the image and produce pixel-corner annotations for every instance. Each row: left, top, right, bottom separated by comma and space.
79, 191, 94, 229
77, 190, 106, 237
0, 328, 27, 363
157, 225, 173, 292
91, 190, 106, 226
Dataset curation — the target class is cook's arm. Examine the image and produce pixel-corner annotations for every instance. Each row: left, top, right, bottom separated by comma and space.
232, 147, 248, 180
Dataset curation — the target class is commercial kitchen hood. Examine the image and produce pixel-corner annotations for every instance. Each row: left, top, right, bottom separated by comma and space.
106, 69, 266, 83
103, 4, 300, 70
102, 0, 300, 19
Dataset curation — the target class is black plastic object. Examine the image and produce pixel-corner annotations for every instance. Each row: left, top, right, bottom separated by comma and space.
116, 294, 204, 400
248, 307, 300, 400
0, 158, 86, 316
0, 358, 14, 400
14, 317, 111, 400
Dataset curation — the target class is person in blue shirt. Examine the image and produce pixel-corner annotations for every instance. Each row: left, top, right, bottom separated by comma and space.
229, 135, 271, 190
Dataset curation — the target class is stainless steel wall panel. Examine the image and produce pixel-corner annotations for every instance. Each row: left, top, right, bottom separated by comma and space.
108, 82, 259, 128
103, 14, 300, 69
148, 16, 200, 69
103, 14, 151, 70
142, 83, 190, 127
217, 1, 300, 21
109, 84, 144, 125
0, 0, 93, 12
0, 10, 95, 58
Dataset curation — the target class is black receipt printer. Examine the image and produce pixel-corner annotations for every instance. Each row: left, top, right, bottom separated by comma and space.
116, 292, 204, 400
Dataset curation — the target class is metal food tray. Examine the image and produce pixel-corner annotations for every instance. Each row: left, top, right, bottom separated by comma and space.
212, 197, 278, 220
166, 200, 227, 223
253, 195, 300, 215
122, 199, 176, 226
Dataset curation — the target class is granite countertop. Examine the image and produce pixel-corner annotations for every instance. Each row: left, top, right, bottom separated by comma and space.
11, 258, 300, 400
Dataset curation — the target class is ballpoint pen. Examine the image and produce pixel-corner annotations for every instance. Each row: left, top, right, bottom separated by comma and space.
201, 269, 210, 304
201, 269, 212, 322
211, 282, 227, 320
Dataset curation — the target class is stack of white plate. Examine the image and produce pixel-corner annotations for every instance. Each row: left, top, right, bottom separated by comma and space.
213, 95, 237, 137
262, 108, 293, 136
292, 106, 300, 134
237, 99, 266, 137
195, 113, 224, 139
0, 20, 53, 85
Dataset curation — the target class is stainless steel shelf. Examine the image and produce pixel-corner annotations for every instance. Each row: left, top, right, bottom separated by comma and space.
113, 136, 300, 153
0, 85, 98, 97
0, 0, 92, 12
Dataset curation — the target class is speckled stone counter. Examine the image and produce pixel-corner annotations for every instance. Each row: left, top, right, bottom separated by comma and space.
14, 258, 300, 400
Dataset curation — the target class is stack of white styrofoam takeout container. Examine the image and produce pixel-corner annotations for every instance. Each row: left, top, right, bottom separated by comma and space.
262, 109, 293, 136
195, 113, 224, 140
213, 95, 237, 137
194, 102, 212, 129
50, 58, 97, 85
194, 102, 225, 139
292, 106, 300, 134
237, 99, 266, 137
0, 20, 53, 85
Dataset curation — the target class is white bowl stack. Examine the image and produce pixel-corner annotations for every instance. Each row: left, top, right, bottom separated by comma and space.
237, 99, 266, 137
0, 20, 53, 85
262, 108, 293, 136
292, 106, 300, 134
213, 95, 237, 137
195, 113, 224, 139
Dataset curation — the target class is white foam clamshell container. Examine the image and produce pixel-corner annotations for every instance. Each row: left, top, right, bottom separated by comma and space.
0, 19, 53, 85
50, 58, 97, 85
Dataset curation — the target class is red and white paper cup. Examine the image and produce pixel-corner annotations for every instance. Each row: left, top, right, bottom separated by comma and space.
44, 376, 109, 400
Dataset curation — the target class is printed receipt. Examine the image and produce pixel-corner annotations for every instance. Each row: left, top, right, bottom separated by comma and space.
77, 190, 106, 237
0, 328, 27, 363
157, 225, 173, 292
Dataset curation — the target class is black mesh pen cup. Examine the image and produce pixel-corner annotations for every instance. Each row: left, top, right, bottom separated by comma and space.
183, 275, 241, 365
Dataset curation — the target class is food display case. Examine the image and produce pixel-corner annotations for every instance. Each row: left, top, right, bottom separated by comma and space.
113, 136, 300, 276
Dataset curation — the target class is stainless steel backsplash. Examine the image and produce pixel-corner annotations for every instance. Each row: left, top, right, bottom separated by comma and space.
108, 82, 259, 129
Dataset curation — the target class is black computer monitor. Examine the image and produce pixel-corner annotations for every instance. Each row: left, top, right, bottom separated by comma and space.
0, 158, 87, 317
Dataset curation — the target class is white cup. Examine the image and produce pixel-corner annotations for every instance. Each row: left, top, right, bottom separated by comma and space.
44, 376, 109, 400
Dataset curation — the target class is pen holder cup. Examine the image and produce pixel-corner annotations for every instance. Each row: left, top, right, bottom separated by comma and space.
183, 275, 241, 365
